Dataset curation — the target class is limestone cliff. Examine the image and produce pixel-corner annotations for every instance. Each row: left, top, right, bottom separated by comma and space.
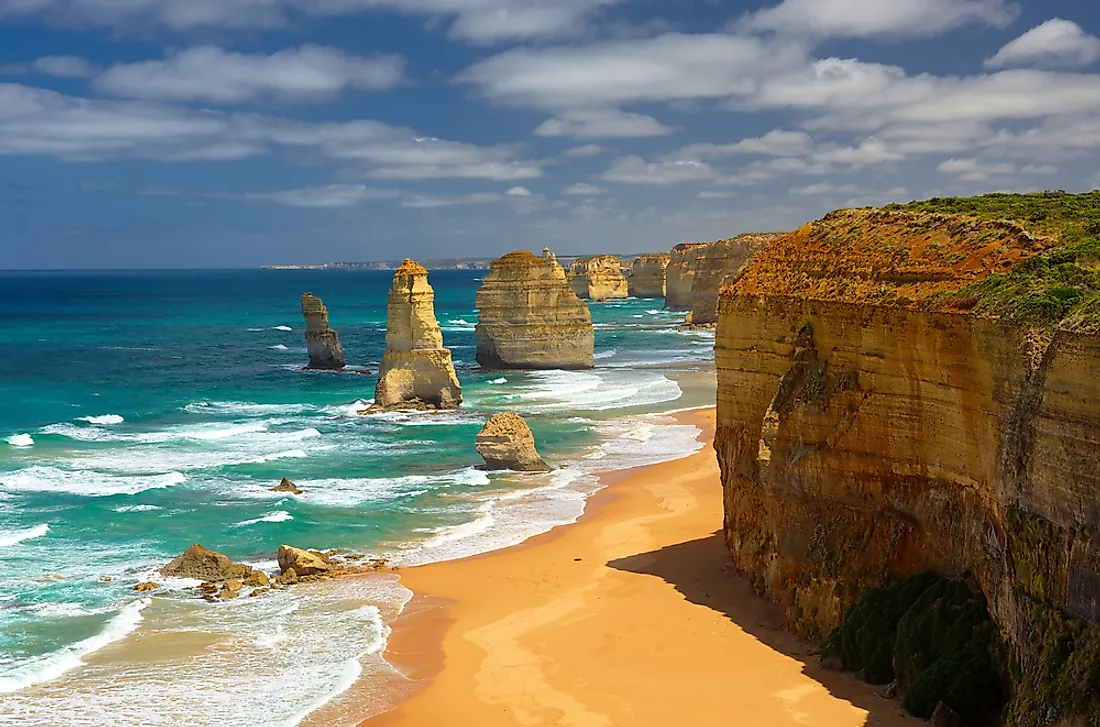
476, 250, 594, 370
301, 293, 345, 370
686, 233, 783, 326
665, 243, 711, 311
374, 260, 462, 410
476, 412, 551, 472
629, 254, 670, 298
714, 192, 1100, 725
567, 255, 629, 301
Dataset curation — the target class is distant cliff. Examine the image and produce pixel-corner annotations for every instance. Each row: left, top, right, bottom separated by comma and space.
629, 254, 670, 298
714, 192, 1100, 725
666, 243, 711, 311
568, 255, 629, 301
686, 233, 784, 326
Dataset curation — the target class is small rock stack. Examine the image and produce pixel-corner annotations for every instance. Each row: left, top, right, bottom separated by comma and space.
301, 293, 345, 370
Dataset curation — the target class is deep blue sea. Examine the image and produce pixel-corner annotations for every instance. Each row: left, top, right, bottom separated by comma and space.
0, 268, 715, 725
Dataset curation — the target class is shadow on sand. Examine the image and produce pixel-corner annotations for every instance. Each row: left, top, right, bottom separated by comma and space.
608, 530, 915, 727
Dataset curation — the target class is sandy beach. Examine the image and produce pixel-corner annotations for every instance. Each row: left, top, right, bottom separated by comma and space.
360, 408, 919, 727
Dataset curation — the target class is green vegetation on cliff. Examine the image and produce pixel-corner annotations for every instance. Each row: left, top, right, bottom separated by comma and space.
821, 573, 1006, 724
887, 191, 1100, 329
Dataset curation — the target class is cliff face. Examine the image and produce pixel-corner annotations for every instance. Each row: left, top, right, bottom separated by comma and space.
686, 233, 783, 326
714, 198, 1100, 724
665, 243, 711, 311
567, 254, 629, 301
375, 260, 462, 410
301, 293, 345, 370
476, 250, 594, 370
629, 254, 670, 298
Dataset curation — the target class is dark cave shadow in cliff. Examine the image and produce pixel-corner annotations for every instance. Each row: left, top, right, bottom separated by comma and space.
607, 531, 915, 727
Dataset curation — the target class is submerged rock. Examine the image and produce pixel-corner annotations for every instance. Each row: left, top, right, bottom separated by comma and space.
161, 544, 253, 582
475, 250, 594, 370
270, 477, 303, 495
567, 255, 629, 301
629, 253, 670, 298
373, 260, 463, 411
301, 293, 346, 371
277, 545, 331, 577
133, 581, 158, 592
476, 412, 552, 472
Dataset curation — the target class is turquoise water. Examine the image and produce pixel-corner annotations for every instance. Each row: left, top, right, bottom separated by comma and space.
0, 269, 715, 725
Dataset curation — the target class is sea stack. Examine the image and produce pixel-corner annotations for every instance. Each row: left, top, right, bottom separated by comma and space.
629, 254, 670, 298
665, 243, 711, 311
475, 250, 594, 370
475, 412, 551, 472
686, 233, 784, 325
301, 293, 345, 370
567, 255, 629, 301
542, 247, 567, 279
374, 260, 462, 410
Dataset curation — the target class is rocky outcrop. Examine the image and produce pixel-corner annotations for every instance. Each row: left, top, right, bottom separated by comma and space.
374, 260, 462, 410
476, 250, 594, 370
665, 243, 711, 311
686, 233, 783, 326
542, 247, 567, 279
714, 196, 1100, 725
476, 412, 551, 472
277, 545, 331, 577
270, 477, 302, 495
567, 255, 629, 301
161, 544, 254, 582
301, 293, 345, 370
629, 254, 670, 298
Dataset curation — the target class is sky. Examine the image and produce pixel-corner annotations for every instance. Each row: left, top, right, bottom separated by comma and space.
2, 0, 1100, 268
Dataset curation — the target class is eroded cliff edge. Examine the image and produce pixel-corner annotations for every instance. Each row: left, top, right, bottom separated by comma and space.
714, 192, 1100, 725
686, 233, 784, 326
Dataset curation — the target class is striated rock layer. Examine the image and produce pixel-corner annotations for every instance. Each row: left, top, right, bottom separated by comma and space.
686, 233, 784, 326
629, 253, 670, 298
301, 293, 345, 370
476, 250, 594, 370
375, 260, 462, 410
567, 255, 629, 301
665, 243, 711, 311
714, 198, 1100, 724
476, 412, 551, 472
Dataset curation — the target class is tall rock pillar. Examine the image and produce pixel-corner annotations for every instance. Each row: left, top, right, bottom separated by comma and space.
301, 293, 345, 371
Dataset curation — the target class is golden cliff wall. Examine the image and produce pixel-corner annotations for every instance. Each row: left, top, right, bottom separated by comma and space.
629, 254, 670, 298
567, 255, 629, 301
476, 250, 594, 370
665, 243, 711, 311
686, 233, 783, 326
715, 204, 1100, 723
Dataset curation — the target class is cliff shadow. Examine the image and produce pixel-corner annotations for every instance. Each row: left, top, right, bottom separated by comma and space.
607, 531, 916, 727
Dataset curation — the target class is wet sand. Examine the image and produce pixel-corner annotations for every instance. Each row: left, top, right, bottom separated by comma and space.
360, 409, 918, 727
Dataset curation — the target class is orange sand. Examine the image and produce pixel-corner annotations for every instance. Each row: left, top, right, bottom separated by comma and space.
362, 409, 918, 727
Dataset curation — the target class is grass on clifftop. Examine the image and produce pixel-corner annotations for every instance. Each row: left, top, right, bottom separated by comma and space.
885, 191, 1100, 330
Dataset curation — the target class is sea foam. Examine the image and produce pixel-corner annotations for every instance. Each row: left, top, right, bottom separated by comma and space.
0, 467, 184, 497
6, 434, 33, 447
76, 415, 124, 426
234, 510, 293, 527
0, 523, 49, 548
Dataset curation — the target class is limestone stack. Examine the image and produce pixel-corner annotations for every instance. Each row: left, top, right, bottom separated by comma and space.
301, 293, 345, 370
664, 243, 711, 311
629, 254, 670, 298
475, 412, 551, 472
713, 196, 1100, 725
475, 250, 594, 370
685, 233, 784, 325
567, 255, 629, 301
542, 247, 567, 279
374, 260, 462, 410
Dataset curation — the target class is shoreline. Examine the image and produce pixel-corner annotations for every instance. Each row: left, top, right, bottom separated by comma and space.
351, 408, 919, 727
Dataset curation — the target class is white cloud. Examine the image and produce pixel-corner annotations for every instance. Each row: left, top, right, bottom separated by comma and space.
1021, 164, 1058, 174
985, 19, 1100, 70
459, 33, 807, 109
666, 130, 813, 161
505, 186, 532, 196
937, 157, 1017, 182
535, 108, 673, 140
563, 183, 605, 195
813, 138, 904, 166
740, 0, 1019, 39
0, 83, 543, 181
401, 192, 503, 208
95, 45, 404, 103
563, 144, 605, 157
791, 183, 864, 195
698, 190, 736, 199
239, 184, 399, 207
600, 155, 717, 184
33, 55, 97, 78
0, 0, 619, 42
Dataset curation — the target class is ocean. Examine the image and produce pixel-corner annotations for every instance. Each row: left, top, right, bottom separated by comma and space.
0, 268, 716, 725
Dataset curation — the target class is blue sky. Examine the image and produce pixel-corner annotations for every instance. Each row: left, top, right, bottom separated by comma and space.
2, 0, 1100, 268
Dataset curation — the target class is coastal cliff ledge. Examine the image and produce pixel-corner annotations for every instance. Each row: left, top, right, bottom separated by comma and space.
715, 192, 1100, 725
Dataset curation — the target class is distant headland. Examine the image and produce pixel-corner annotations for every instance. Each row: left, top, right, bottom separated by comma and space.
261, 253, 655, 271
